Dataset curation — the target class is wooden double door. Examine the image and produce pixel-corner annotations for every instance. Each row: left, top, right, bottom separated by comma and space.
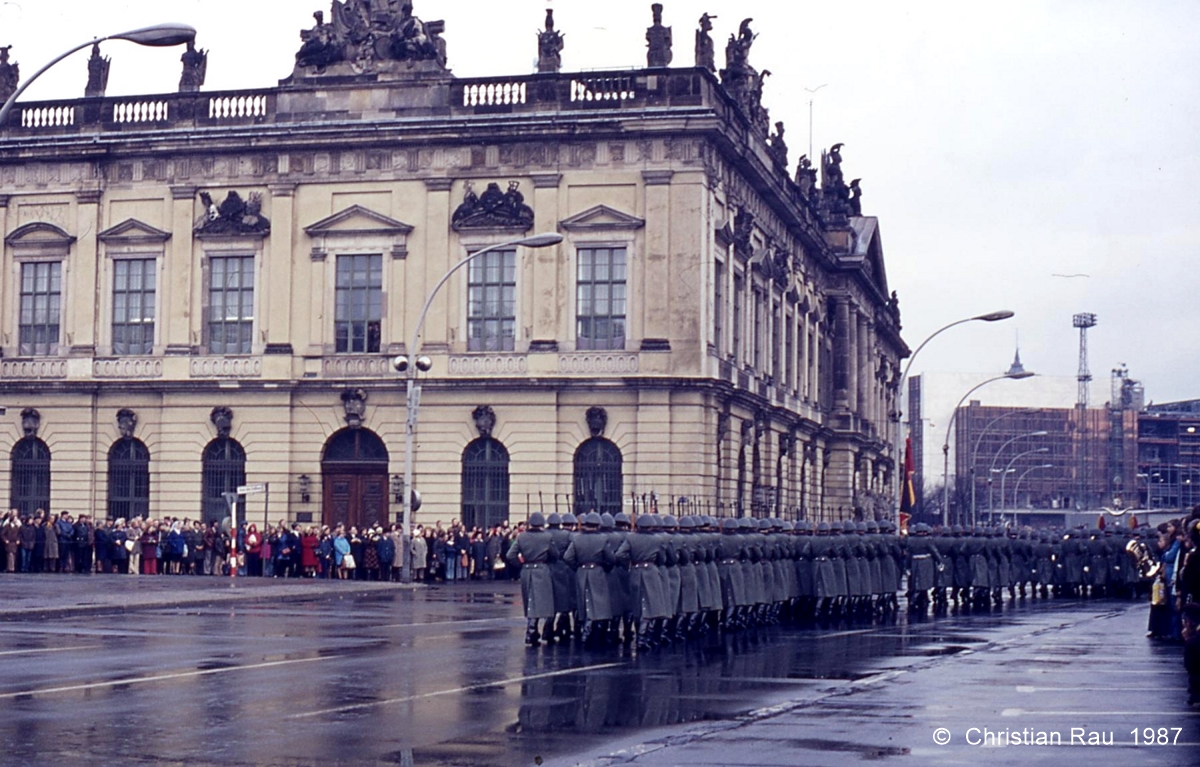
322, 471, 389, 531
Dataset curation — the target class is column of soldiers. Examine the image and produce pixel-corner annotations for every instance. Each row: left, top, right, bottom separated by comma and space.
506, 514, 1150, 649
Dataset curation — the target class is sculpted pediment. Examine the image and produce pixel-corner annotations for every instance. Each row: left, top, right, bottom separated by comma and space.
559, 205, 645, 232
304, 205, 415, 236
5, 222, 76, 247
304, 205, 414, 261
98, 218, 172, 243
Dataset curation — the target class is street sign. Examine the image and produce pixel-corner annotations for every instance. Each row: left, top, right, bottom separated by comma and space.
236, 483, 267, 494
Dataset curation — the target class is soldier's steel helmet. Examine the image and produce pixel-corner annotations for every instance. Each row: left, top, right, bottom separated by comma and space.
528, 512, 546, 528
722, 518, 740, 532
547, 513, 562, 526
599, 512, 615, 529
583, 512, 602, 527
562, 512, 578, 526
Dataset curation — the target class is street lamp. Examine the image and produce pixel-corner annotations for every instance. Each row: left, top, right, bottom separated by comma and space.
394, 231, 563, 583
940, 369, 1034, 526
987, 429, 1049, 518
2, 24, 197, 128
1012, 462, 1054, 510
0, 24, 197, 127
969, 408, 1037, 527
998, 447, 1050, 521
893, 310, 1014, 523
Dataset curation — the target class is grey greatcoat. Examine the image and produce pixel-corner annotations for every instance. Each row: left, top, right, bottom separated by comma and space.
564, 531, 616, 622
674, 534, 702, 614
795, 536, 815, 598
615, 532, 670, 620
906, 535, 944, 591
812, 536, 842, 599
605, 529, 632, 617
549, 527, 576, 614
716, 533, 746, 608
697, 531, 722, 612
966, 534, 990, 588
879, 534, 901, 594
506, 530, 558, 619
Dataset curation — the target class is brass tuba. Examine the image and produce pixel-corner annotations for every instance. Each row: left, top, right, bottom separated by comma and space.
1125, 538, 1162, 580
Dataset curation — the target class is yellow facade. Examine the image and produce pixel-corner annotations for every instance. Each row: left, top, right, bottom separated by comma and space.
0, 39, 905, 528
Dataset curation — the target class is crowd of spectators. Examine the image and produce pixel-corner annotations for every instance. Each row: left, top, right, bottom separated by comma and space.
0, 508, 527, 583
1143, 508, 1200, 707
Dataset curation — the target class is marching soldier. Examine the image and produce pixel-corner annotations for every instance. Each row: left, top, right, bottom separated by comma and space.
615, 515, 670, 650
608, 512, 634, 643
716, 519, 746, 628
506, 512, 558, 645
906, 523, 945, 612
563, 512, 615, 645
547, 513, 577, 640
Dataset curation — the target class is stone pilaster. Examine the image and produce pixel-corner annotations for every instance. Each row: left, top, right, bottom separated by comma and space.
166, 185, 197, 355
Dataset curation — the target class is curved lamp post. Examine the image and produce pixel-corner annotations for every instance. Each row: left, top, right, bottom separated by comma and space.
1012, 462, 1054, 510
0, 24, 197, 127
393, 232, 563, 583
893, 310, 1014, 524
998, 447, 1050, 521
940, 369, 1034, 525
987, 429, 1049, 518
969, 408, 1037, 526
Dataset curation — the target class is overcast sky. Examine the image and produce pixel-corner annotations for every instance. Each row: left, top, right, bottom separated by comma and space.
3, 0, 1198, 405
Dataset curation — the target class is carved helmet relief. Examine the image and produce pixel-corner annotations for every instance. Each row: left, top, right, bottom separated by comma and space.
210, 406, 234, 438
472, 405, 497, 438
586, 406, 608, 438
20, 408, 40, 438
116, 408, 138, 439
341, 388, 368, 428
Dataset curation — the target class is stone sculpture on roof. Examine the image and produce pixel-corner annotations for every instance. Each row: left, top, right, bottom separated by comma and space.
537, 8, 564, 73
85, 43, 110, 98
293, 0, 447, 78
719, 19, 769, 136
694, 13, 717, 72
0, 46, 18, 103
646, 4, 673, 68
179, 40, 208, 93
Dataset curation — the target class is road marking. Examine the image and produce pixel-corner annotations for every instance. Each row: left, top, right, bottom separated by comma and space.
288, 661, 626, 719
0, 655, 335, 700
0, 645, 99, 657
1003, 708, 1200, 717
1016, 685, 1182, 693
374, 617, 518, 630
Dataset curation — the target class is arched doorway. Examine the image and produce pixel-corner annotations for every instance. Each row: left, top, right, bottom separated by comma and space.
573, 437, 623, 515
202, 437, 246, 524
10, 437, 50, 517
461, 437, 509, 530
108, 438, 150, 520
321, 428, 389, 530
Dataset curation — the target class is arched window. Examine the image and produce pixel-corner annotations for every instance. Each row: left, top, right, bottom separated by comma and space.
461, 437, 509, 530
573, 437, 622, 515
108, 439, 150, 520
202, 437, 246, 524
10, 437, 50, 517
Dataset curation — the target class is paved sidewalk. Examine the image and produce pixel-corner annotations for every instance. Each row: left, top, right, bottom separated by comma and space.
551, 602, 1200, 767
0, 573, 416, 618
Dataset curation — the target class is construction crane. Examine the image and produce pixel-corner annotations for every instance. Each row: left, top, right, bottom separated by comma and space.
1073, 313, 1097, 508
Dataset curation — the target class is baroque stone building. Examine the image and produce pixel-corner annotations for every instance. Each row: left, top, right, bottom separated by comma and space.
0, 3, 906, 528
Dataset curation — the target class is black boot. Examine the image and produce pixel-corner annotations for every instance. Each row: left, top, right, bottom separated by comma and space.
525, 619, 541, 646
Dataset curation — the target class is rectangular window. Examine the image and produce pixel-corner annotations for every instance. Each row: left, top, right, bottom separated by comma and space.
335, 254, 383, 353
467, 248, 516, 352
772, 301, 782, 382
713, 261, 724, 355
752, 287, 764, 371
112, 258, 156, 355
732, 273, 744, 363
19, 261, 62, 356
785, 312, 795, 391
576, 247, 627, 351
208, 255, 255, 355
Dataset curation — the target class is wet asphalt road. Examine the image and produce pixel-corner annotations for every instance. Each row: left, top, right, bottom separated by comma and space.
0, 576, 1194, 767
